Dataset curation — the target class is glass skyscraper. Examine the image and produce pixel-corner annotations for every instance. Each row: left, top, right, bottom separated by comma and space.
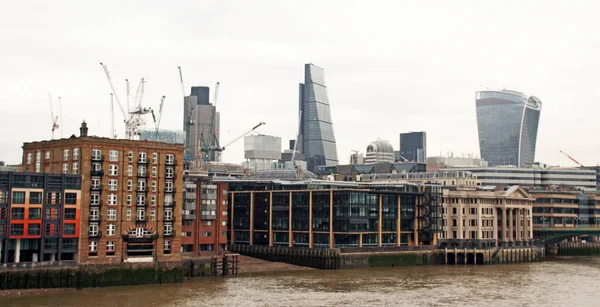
298, 63, 338, 171
475, 90, 542, 167
399, 131, 426, 163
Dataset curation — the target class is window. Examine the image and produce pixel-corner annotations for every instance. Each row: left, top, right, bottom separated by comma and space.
28, 224, 41, 235
138, 165, 147, 177
64, 224, 75, 235
137, 208, 145, 221
91, 177, 101, 189
73, 148, 79, 160
126, 209, 131, 221
165, 181, 173, 192
109, 150, 118, 162
11, 224, 24, 235
12, 208, 25, 219
165, 154, 174, 164
109, 179, 118, 191
151, 180, 157, 192
222, 210, 228, 216
72, 162, 79, 174
150, 208, 156, 221
152, 152, 158, 164
107, 209, 117, 221
164, 194, 173, 206
127, 194, 132, 206
29, 192, 42, 204
164, 208, 173, 220
138, 151, 147, 163
165, 167, 174, 178
137, 179, 146, 191
202, 220, 212, 226
12, 191, 25, 204
89, 223, 99, 236
164, 240, 171, 252
26, 153, 32, 164
222, 221, 227, 226
107, 224, 115, 236
92, 162, 102, 172
65, 192, 77, 204
89, 241, 98, 252
29, 208, 41, 220
151, 195, 156, 206
127, 151, 134, 162
127, 179, 133, 191
164, 224, 172, 236
128, 165, 133, 177
92, 148, 102, 160
90, 207, 99, 220
108, 194, 117, 206
107, 241, 115, 252
109, 165, 118, 176
90, 193, 100, 205
137, 194, 146, 206
63, 149, 70, 161
152, 167, 157, 177
45, 151, 51, 159
64, 208, 76, 220
202, 232, 212, 237
62, 163, 69, 174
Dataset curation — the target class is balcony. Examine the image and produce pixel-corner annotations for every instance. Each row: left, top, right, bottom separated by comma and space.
183, 202, 196, 211
90, 170, 104, 176
90, 184, 103, 191
88, 230, 102, 238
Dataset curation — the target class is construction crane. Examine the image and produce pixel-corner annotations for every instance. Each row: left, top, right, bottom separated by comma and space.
151, 95, 166, 141
48, 93, 60, 139
220, 122, 265, 151
178, 66, 195, 160
559, 150, 584, 168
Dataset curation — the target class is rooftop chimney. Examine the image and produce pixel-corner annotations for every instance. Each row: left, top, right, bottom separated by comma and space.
80, 120, 88, 137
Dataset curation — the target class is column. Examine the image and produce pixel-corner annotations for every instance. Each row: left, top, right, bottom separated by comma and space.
477, 206, 482, 241
249, 192, 254, 245
528, 209, 533, 240
309, 191, 313, 248
508, 209, 514, 245
522, 208, 528, 244
269, 192, 273, 247
501, 208, 507, 245
515, 208, 521, 245
378, 194, 383, 247
458, 201, 463, 240
493, 208, 498, 245
15, 239, 21, 263
288, 192, 293, 248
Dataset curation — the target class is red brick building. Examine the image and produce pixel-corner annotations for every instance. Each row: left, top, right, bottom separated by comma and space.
21, 122, 184, 264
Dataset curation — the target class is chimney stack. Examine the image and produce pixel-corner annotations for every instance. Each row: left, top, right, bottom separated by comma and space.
80, 120, 88, 137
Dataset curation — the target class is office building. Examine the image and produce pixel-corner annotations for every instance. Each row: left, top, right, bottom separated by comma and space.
21, 121, 184, 265
138, 129, 185, 144
529, 190, 600, 230
399, 132, 426, 163
365, 139, 395, 164
243, 135, 282, 172
183, 87, 220, 161
426, 156, 488, 172
318, 162, 426, 182
0, 172, 81, 265
362, 170, 479, 187
443, 167, 596, 189
221, 177, 442, 248
298, 63, 338, 172
440, 186, 534, 248
475, 90, 542, 167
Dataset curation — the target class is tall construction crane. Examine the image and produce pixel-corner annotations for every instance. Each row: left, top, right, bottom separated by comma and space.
178, 66, 195, 160
48, 93, 60, 139
151, 95, 166, 141
559, 150, 585, 168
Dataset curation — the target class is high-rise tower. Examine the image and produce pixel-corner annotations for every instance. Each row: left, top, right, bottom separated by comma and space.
183, 86, 220, 161
298, 63, 338, 171
475, 89, 542, 167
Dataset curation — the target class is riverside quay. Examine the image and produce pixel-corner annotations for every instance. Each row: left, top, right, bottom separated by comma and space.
220, 178, 443, 248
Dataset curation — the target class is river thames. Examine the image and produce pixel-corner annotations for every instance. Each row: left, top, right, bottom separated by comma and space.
3, 257, 599, 306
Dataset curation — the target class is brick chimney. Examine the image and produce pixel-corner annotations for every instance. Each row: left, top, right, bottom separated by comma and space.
80, 120, 88, 137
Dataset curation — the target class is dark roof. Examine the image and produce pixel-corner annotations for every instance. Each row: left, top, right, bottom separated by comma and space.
252, 169, 316, 180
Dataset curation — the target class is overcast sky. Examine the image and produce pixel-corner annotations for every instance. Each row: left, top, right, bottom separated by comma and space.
1, 1, 599, 166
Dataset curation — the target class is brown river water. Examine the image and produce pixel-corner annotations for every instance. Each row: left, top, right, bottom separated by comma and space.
2, 257, 599, 306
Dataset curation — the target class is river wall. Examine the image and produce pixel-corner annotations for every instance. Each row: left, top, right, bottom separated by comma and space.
556, 242, 600, 256
229, 245, 340, 269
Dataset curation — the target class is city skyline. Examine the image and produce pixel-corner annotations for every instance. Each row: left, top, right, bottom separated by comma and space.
1, 1, 599, 167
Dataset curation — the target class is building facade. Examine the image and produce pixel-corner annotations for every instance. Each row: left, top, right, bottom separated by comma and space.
243, 134, 282, 172
440, 186, 534, 248
183, 87, 220, 161
444, 167, 597, 189
365, 139, 395, 164
399, 132, 426, 163
223, 179, 442, 248
530, 190, 600, 231
475, 90, 542, 167
362, 170, 479, 187
138, 129, 185, 145
426, 156, 488, 172
21, 122, 184, 264
0, 172, 81, 265
298, 63, 338, 172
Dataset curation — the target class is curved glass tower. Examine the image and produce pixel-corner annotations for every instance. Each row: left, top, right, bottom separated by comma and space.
298, 63, 338, 172
475, 90, 542, 167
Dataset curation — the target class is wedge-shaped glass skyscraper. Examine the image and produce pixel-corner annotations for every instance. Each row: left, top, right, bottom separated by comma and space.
476, 90, 542, 167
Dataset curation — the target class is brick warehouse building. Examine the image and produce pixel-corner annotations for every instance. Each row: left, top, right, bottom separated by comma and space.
0, 172, 81, 265
219, 176, 442, 248
21, 122, 184, 264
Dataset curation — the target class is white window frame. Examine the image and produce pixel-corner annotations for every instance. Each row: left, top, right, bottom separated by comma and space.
164, 208, 173, 220
152, 152, 158, 164
73, 148, 79, 160
164, 240, 171, 251
137, 194, 146, 206
165, 167, 174, 178
109, 165, 118, 176
222, 210, 228, 216
151, 180, 157, 192
92, 162, 102, 171
151, 195, 156, 206
127, 179, 133, 191
62, 163, 69, 174
107, 241, 115, 252
127, 165, 133, 177
138, 151, 147, 163
108, 194, 117, 206
89, 241, 98, 251
165, 181, 173, 192
126, 209, 132, 221
138, 165, 147, 177
92, 148, 102, 160
106, 224, 115, 236
72, 162, 79, 174
128, 151, 134, 163
89, 223, 99, 237
107, 208, 117, 221
90, 208, 99, 220
152, 166, 157, 177
45, 151, 51, 160
164, 223, 172, 236
109, 150, 118, 162
165, 154, 174, 164
150, 208, 156, 221
137, 179, 146, 191
164, 194, 173, 206
108, 179, 118, 191
63, 149, 70, 161
127, 194, 132, 206
91, 177, 101, 189
90, 193, 100, 205
137, 208, 145, 221
26, 153, 32, 164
